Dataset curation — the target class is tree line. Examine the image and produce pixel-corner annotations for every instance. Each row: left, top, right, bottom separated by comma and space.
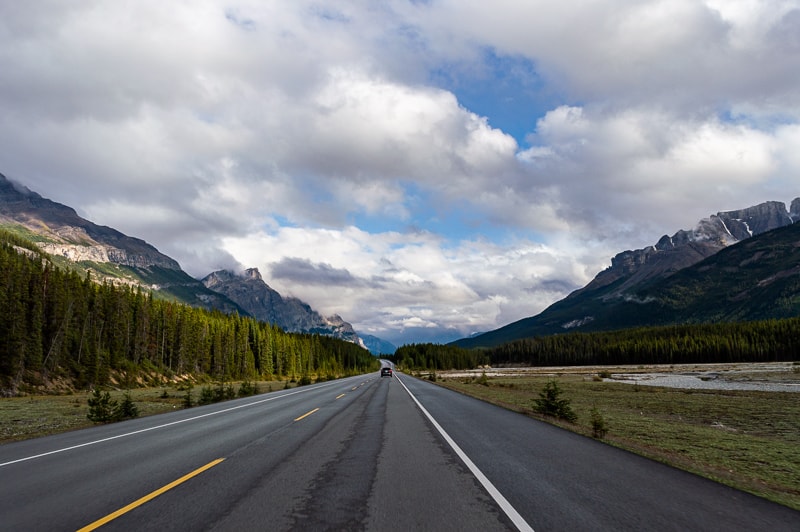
0, 229, 377, 395
392, 320, 800, 371
392, 343, 490, 371
485, 320, 800, 366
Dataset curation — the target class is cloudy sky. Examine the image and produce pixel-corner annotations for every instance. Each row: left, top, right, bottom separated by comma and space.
2, 1, 800, 346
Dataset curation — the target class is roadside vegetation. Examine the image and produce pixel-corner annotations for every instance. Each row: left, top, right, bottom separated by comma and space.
0, 377, 313, 442
435, 369, 800, 511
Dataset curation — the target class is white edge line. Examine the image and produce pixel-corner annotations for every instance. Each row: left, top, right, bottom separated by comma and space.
1, 379, 348, 468
395, 374, 535, 532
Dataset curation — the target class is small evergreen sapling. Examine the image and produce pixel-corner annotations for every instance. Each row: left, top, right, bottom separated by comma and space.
87, 389, 116, 423
533, 380, 578, 423
115, 391, 139, 420
87, 389, 139, 423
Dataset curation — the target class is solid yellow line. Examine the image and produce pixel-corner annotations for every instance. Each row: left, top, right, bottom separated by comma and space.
77, 458, 225, 532
335, 393, 345, 399
294, 407, 319, 421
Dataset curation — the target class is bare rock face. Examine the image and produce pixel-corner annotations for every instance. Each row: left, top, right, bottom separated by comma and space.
37, 243, 112, 263
791, 198, 800, 222
322, 314, 364, 346
202, 268, 366, 348
712, 201, 796, 240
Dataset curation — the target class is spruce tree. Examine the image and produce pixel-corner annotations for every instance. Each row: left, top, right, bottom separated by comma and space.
534, 380, 577, 423
87, 389, 117, 423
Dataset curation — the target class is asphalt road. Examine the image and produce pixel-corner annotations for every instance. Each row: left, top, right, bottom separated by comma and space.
0, 370, 797, 531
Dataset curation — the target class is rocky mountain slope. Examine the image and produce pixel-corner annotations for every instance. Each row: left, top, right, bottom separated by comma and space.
202, 268, 366, 348
0, 173, 179, 270
579, 200, 800, 298
359, 334, 397, 355
455, 198, 800, 348
0, 173, 244, 312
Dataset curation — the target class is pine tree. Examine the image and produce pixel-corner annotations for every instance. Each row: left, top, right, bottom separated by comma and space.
114, 390, 139, 420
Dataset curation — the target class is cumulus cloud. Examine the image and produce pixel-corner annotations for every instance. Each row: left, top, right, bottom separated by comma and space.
1, 1, 799, 344
517, 106, 783, 245
221, 224, 590, 345
404, 1, 800, 110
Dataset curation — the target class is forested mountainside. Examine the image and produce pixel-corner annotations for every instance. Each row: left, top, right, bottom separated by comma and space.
0, 229, 378, 396
455, 200, 800, 349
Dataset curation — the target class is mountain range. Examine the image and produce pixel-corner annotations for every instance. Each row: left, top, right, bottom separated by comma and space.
6, 170, 799, 354
201, 268, 367, 349
0, 173, 378, 351
454, 198, 800, 348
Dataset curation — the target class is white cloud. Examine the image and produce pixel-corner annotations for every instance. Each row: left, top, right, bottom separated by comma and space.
518, 105, 786, 246
1, 1, 799, 344
221, 225, 590, 345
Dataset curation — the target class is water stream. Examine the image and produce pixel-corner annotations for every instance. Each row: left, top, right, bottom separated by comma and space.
605, 363, 800, 392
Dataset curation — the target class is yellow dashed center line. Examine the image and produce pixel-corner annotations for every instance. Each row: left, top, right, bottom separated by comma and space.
335, 393, 345, 399
294, 408, 320, 421
77, 458, 225, 532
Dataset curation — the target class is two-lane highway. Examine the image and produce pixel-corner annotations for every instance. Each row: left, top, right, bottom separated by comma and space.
1, 371, 797, 530
0, 374, 511, 531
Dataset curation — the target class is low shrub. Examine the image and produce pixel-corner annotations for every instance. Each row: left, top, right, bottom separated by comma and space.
87, 389, 139, 423
590, 406, 608, 438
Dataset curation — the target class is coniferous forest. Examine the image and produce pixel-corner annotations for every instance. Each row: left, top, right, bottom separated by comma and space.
0, 230, 378, 395
394, 319, 800, 370
482, 320, 800, 366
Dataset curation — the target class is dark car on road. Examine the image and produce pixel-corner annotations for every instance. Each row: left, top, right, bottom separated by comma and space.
381, 367, 393, 377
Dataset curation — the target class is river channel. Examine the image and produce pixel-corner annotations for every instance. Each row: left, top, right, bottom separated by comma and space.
446, 362, 800, 392
604, 362, 800, 392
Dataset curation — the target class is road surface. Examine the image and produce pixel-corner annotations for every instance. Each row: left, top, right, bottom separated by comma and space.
0, 370, 797, 531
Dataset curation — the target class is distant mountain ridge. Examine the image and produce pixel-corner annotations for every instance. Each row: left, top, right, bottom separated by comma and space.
581, 199, 800, 298
359, 334, 397, 355
202, 268, 366, 348
455, 198, 800, 348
